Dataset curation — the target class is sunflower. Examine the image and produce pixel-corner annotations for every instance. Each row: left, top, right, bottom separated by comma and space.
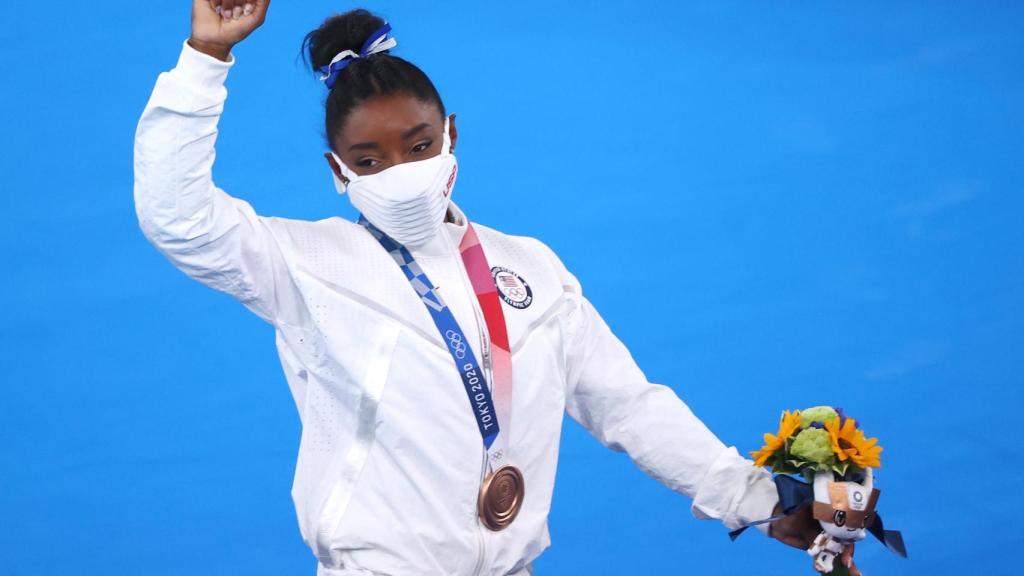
825, 417, 883, 469
751, 410, 803, 467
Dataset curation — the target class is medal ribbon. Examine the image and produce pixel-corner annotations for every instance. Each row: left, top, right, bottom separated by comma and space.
360, 217, 513, 467
458, 224, 514, 469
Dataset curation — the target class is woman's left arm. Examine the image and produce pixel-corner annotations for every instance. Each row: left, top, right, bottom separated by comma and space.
562, 292, 779, 532
529, 234, 864, 570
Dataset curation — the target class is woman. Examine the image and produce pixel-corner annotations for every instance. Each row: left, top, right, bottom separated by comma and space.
134, 1, 855, 574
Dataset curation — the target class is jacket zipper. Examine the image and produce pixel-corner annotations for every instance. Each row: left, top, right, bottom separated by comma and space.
473, 447, 489, 576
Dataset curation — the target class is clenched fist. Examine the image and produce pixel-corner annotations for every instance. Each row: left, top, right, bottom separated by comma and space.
188, 0, 271, 61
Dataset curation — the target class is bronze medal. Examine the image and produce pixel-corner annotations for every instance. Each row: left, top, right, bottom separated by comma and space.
477, 465, 525, 531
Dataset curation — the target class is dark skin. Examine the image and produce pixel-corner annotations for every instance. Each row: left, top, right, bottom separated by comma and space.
324, 94, 458, 184
186, 2, 860, 573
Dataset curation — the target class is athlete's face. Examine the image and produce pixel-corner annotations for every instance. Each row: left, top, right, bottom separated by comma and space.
325, 93, 457, 182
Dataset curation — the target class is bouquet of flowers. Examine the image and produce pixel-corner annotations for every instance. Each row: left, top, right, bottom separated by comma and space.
751, 406, 881, 480
749, 406, 905, 574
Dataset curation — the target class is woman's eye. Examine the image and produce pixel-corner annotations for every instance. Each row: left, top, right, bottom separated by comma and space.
356, 158, 379, 168
411, 140, 433, 154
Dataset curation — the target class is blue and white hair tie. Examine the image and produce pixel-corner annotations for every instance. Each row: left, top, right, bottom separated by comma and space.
318, 23, 397, 89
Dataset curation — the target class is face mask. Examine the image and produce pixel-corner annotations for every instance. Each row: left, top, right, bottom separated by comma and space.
330, 116, 457, 248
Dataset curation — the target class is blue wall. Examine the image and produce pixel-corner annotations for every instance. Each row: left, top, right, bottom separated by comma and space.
2, 1, 1021, 573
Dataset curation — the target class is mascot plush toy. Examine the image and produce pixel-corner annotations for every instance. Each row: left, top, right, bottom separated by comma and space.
808, 468, 878, 572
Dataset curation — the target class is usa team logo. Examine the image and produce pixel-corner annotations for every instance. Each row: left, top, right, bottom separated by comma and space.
491, 267, 533, 310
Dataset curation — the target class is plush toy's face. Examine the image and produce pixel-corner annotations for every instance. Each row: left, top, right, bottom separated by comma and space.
812, 469, 879, 542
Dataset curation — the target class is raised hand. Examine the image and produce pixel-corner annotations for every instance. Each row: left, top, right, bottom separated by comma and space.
188, 0, 271, 61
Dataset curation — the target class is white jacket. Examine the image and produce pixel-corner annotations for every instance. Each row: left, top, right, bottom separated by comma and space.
133, 41, 779, 576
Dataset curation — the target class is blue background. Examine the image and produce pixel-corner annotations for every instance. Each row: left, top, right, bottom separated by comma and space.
2, 1, 1021, 574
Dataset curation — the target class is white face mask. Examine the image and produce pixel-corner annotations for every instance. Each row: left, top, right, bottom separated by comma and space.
329, 116, 457, 248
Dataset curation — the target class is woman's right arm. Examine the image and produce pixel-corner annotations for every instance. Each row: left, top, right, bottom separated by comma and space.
133, 1, 286, 324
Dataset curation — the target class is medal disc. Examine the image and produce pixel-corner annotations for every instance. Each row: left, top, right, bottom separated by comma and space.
478, 465, 525, 531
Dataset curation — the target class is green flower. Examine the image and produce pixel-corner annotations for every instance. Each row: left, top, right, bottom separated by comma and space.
790, 428, 835, 465
800, 406, 839, 428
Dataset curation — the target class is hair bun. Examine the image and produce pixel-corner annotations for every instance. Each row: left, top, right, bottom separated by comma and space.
300, 8, 445, 152
303, 8, 390, 72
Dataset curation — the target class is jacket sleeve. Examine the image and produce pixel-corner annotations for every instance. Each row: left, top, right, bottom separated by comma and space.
133, 40, 289, 325
551, 248, 779, 533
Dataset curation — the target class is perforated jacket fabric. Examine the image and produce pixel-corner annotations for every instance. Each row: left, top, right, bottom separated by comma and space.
133, 41, 780, 576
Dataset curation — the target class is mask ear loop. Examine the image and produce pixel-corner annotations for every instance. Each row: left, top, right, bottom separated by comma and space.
330, 151, 357, 195
441, 115, 452, 156
438, 115, 459, 226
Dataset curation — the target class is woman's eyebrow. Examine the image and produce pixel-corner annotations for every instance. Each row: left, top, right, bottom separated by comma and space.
348, 123, 431, 151
402, 122, 431, 140
349, 141, 380, 151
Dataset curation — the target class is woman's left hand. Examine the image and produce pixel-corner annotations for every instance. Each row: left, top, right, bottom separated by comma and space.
768, 504, 862, 575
